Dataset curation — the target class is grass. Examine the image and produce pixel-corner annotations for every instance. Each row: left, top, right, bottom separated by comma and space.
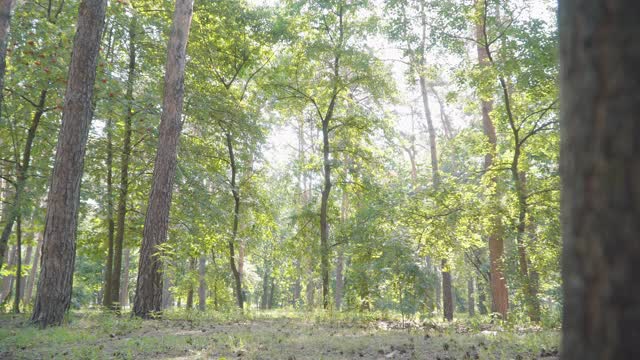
0, 309, 559, 359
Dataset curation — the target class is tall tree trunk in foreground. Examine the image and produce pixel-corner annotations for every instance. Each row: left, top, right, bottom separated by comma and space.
30, 0, 106, 328
133, 0, 193, 318
560, 0, 640, 358
111, 17, 136, 309
226, 133, 244, 310
475, 0, 508, 319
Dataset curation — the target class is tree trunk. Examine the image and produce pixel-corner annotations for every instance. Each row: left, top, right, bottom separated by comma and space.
225, 133, 244, 310
0, 0, 13, 123
24, 232, 42, 305
133, 0, 193, 319
111, 17, 136, 309
103, 116, 115, 308
475, 1, 508, 319
198, 255, 206, 311
20, 243, 32, 300
31, 0, 106, 328
12, 215, 21, 312
186, 258, 194, 310
119, 247, 130, 308
261, 264, 269, 310
442, 259, 453, 321
560, 0, 640, 357
335, 181, 349, 311
467, 278, 475, 317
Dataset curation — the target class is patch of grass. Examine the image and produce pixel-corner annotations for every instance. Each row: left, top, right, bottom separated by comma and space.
0, 310, 559, 359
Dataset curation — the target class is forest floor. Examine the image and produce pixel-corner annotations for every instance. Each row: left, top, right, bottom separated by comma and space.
0, 310, 559, 360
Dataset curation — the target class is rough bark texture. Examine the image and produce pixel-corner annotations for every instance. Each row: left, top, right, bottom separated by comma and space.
442, 259, 453, 321
30, 0, 106, 328
475, 1, 508, 319
111, 18, 136, 309
133, 0, 193, 319
560, 0, 640, 358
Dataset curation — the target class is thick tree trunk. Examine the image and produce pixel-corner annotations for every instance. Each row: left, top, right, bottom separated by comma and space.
24, 232, 42, 305
560, 0, 640, 358
225, 133, 244, 310
475, 2, 508, 319
198, 255, 206, 311
119, 247, 130, 308
30, 0, 106, 328
133, 0, 193, 319
111, 17, 136, 308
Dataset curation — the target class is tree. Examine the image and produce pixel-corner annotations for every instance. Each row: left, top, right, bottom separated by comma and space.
133, 0, 194, 319
30, 0, 107, 328
560, 0, 640, 357
474, 0, 508, 320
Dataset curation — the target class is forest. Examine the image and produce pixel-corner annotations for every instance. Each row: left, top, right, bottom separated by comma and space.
0, 0, 635, 359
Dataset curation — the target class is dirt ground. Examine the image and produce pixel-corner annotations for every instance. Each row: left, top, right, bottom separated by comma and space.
0, 311, 560, 359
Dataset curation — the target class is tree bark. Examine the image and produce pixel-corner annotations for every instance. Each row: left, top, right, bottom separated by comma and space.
133, 0, 193, 319
560, 0, 640, 357
31, 0, 106, 328
442, 259, 453, 321
111, 17, 136, 309
475, 0, 508, 319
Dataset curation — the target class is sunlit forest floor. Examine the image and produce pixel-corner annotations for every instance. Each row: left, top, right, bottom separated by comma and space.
0, 310, 559, 359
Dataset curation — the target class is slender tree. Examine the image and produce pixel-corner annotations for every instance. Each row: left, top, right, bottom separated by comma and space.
133, 0, 194, 318
475, 0, 508, 319
30, 0, 107, 328
560, 0, 640, 358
